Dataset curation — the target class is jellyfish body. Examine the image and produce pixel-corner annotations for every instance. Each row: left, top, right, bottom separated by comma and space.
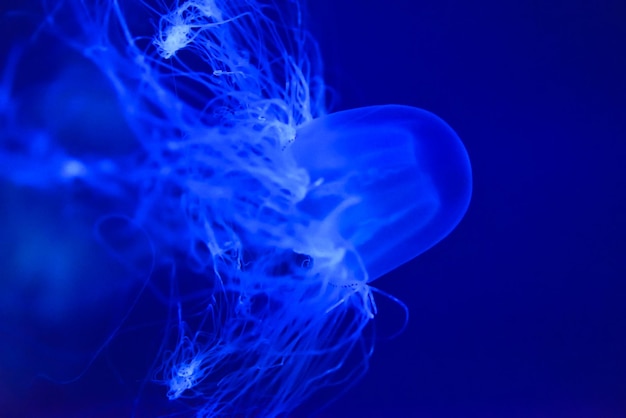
292, 104, 472, 281
0, 0, 471, 416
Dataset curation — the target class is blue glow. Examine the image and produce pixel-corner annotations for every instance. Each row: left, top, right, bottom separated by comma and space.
0, 0, 471, 416
293, 105, 472, 281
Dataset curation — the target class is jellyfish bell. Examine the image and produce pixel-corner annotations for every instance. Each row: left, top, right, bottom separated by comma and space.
291, 104, 472, 281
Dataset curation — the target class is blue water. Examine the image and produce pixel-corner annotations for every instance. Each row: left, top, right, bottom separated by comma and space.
1, 0, 624, 417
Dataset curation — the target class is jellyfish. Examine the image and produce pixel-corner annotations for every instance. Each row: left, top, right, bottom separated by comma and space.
0, 0, 471, 416
292, 104, 472, 282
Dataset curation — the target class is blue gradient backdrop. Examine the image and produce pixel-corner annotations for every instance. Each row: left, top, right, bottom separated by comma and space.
310, 1, 626, 417
1, 0, 625, 417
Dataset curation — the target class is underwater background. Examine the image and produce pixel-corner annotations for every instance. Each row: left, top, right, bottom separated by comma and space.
1, 0, 624, 417
312, 0, 626, 416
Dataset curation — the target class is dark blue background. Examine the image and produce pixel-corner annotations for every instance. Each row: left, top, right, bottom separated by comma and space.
310, 0, 626, 416
1, 0, 625, 417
